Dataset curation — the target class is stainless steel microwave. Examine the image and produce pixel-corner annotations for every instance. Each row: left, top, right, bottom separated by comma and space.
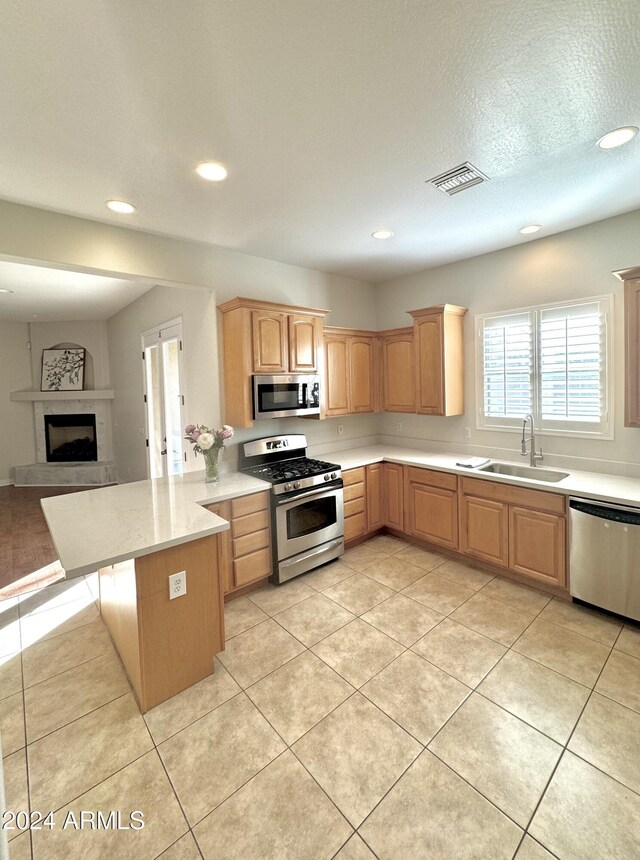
253, 374, 321, 419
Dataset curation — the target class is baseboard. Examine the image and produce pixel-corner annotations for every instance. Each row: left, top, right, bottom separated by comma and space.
0, 478, 13, 487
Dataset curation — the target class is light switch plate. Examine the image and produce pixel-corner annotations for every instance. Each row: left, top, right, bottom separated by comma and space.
169, 570, 187, 599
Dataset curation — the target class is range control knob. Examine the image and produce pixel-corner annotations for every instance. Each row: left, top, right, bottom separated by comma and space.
331, 472, 337, 480
324, 473, 331, 481
284, 483, 292, 491
294, 481, 301, 489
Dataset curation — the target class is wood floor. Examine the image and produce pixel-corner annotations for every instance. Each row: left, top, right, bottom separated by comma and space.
0, 485, 85, 598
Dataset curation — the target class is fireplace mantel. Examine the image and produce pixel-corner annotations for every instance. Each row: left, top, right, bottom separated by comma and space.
10, 389, 114, 402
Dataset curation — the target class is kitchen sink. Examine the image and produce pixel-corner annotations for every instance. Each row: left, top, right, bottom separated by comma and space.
478, 463, 569, 483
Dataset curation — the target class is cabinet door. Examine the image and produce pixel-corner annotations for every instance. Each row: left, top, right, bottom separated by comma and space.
406, 479, 458, 549
383, 463, 404, 531
252, 310, 288, 372
382, 334, 415, 412
415, 313, 444, 414
625, 279, 640, 427
460, 494, 508, 567
289, 314, 321, 372
349, 337, 377, 413
509, 507, 566, 588
324, 335, 350, 416
205, 501, 233, 595
366, 463, 384, 532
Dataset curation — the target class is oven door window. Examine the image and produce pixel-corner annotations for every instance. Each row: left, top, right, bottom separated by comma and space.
258, 384, 305, 413
287, 495, 337, 539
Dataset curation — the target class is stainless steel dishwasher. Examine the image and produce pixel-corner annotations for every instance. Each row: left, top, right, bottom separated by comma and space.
570, 497, 640, 622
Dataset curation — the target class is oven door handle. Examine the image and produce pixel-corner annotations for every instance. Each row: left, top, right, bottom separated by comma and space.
275, 484, 342, 507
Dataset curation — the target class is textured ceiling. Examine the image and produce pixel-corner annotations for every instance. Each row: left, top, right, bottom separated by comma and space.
0, 261, 152, 321
1, 0, 639, 282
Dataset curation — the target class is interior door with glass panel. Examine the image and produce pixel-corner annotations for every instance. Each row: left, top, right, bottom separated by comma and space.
142, 320, 186, 478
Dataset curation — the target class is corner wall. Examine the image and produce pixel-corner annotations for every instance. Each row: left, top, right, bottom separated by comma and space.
0, 321, 36, 483
374, 209, 640, 475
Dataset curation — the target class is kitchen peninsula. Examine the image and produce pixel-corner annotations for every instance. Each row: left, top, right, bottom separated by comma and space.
41, 470, 269, 712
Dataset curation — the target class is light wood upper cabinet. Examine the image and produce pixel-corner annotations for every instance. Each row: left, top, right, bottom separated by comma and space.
252, 310, 288, 373
323, 328, 378, 417
623, 277, 640, 427
350, 337, 377, 413
218, 298, 329, 427
509, 506, 566, 588
382, 330, 415, 413
404, 466, 458, 549
460, 494, 508, 567
289, 314, 322, 372
324, 334, 350, 416
383, 462, 404, 531
409, 305, 467, 416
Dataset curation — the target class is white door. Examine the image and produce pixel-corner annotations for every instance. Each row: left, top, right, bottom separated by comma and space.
142, 319, 186, 479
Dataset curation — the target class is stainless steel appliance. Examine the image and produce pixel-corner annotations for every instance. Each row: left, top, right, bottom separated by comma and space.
238, 434, 344, 583
253, 374, 320, 420
570, 497, 640, 622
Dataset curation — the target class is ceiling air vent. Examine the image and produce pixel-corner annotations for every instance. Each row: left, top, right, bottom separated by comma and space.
428, 162, 488, 195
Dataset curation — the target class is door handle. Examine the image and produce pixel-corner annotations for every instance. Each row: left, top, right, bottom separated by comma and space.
160, 449, 167, 455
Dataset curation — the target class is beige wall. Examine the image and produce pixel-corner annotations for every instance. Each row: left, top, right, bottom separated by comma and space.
0, 320, 36, 483
374, 209, 640, 474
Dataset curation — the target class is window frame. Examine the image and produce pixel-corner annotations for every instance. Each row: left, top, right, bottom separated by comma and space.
475, 295, 614, 440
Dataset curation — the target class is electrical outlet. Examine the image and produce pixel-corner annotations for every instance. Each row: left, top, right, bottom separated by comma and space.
464, 427, 471, 439
396, 422, 403, 433
337, 424, 344, 436
168, 570, 187, 600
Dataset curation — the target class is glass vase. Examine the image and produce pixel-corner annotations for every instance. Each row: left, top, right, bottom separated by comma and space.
203, 447, 220, 483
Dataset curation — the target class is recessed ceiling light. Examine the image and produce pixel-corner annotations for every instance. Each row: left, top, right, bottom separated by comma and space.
106, 199, 136, 214
597, 126, 638, 150
0, 288, 14, 294
518, 224, 542, 235
195, 162, 228, 182
371, 229, 394, 240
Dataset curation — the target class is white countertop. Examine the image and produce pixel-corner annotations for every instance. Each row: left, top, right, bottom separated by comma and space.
331, 445, 640, 507
41, 470, 270, 578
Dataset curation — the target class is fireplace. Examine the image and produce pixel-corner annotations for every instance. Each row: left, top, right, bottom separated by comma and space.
44, 414, 98, 462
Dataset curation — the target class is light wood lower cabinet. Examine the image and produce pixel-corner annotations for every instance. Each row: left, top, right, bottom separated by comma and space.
366, 463, 384, 532
404, 467, 458, 550
343, 467, 367, 542
98, 535, 224, 713
459, 477, 567, 588
383, 463, 404, 531
460, 494, 508, 567
206, 491, 272, 597
509, 506, 566, 588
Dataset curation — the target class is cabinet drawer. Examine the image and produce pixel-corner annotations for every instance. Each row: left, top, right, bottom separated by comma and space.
344, 497, 365, 518
344, 482, 365, 502
233, 547, 272, 588
344, 512, 366, 541
460, 477, 565, 515
406, 466, 457, 491
231, 492, 269, 519
232, 527, 270, 559
232, 508, 270, 539
343, 467, 365, 486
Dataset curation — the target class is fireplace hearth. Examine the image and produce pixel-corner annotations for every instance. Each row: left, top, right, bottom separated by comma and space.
44, 413, 98, 462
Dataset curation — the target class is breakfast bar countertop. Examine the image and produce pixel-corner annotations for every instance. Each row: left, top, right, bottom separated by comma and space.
41, 469, 270, 578
328, 444, 640, 508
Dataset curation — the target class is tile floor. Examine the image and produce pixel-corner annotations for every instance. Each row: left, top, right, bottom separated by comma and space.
2, 534, 640, 859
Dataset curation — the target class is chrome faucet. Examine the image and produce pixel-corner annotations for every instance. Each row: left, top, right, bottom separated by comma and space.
521, 413, 543, 467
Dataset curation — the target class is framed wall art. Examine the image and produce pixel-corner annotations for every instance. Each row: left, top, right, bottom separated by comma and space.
41, 348, 86, 392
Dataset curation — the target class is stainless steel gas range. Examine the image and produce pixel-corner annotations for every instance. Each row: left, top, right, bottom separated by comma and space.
238, 434, 344, 584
